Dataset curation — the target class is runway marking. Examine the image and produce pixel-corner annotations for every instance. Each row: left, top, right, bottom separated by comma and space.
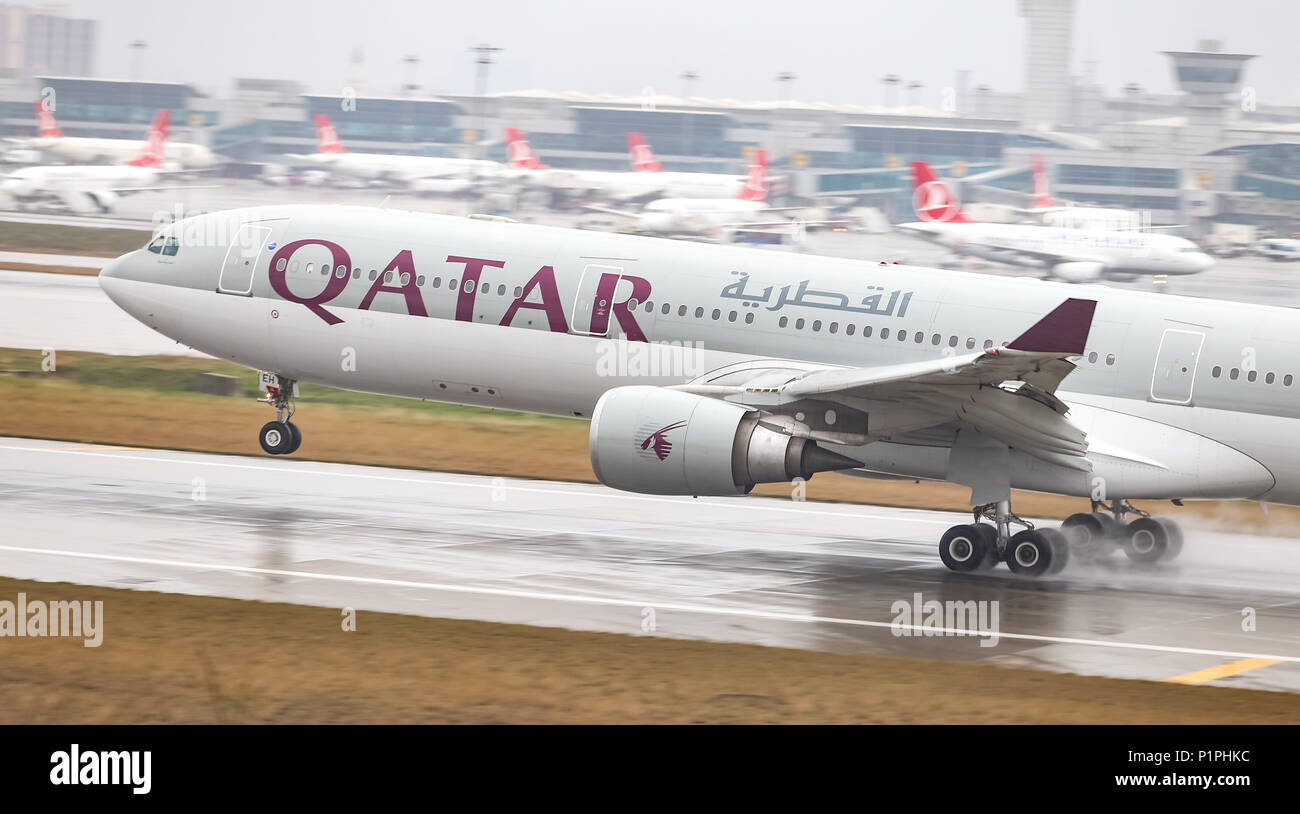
3, 542, 1300, 666
0, 441, 957, 526
1164, 658, 1284, 685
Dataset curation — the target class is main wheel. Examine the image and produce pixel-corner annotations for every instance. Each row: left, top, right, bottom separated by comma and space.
1041, 527, 1070, 574
285, 421, 302, 454
1061, 512, 1111, 560
1155, 517, 1183, 561
259, 420, 294, 455
1006, 529, 1054, 577
1123, 517, 1168, 563
939, 524, 993, 573
971, 523, 999, 570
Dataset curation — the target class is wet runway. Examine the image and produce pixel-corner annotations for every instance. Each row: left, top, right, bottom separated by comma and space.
2, 437, 1298, 692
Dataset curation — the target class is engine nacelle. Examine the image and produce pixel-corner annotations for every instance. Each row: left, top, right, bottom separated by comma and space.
589, 386, 859, 496
1050, 261, 1104, 283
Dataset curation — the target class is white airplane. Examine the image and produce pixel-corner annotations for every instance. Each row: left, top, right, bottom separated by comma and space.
899, 162, 1214, 282
288, 115, 500, 185
587, 150, 816, 241
99, 202, 1300, 579
11, 104, 217, 169
1021, 153, 1144, 231
502, 128, 746, 201
0, 117, 206, 214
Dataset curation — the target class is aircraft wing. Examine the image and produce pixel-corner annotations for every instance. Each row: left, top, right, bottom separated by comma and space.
672, 298, 1097, 470
580, 203, 641, 219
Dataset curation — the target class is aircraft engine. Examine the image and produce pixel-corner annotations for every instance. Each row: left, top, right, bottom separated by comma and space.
1050, 261, 1105, 283
589, 386, 859, 496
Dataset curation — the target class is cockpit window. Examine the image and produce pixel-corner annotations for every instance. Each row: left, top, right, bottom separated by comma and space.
146, 235, 165, 254
162, 236, 179, 256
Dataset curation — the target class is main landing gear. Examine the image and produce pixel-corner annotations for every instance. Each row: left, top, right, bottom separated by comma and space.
938, 498, 1182, 578
257, 372, 302, 456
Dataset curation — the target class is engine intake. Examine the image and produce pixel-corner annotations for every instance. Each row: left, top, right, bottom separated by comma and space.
589, 386, 860, 496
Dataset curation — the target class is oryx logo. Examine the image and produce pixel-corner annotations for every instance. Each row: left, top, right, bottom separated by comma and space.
639, 420, 687, 461
914, 180, 961, 222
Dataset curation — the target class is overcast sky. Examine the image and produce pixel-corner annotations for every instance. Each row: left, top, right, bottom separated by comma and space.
64, 0, 1300, 106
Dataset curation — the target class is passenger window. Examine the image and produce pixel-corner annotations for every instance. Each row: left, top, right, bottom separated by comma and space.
983, 340, 993, 350
711, 309, 720, 320
336, 266, 347, 279
947, 336, 957, 347
515, 286, 523, 297
306, 263, 315, 274
812, 320, 821, 331
899, 331, 908, 342
417, 275, 425, 286
881, 328, 890, 339
368, 269, 376, 281
1230, 368, 1240, 380
829, 322, 839, 334
450, 279, 459, 291
1286, 375, 1294, 387
1089, 352, 1098, 364
498, 285, 506, 296
678, 305, 687, 316
695, 307, 704, 318
744, 312, 754, 325
1266, 372, 1275, 384
400, 273, 410, 285
1106, 354, 1115, 366
965, 337, 975, 350
1212, 366, 1221, 378
863, 326, 872, 338
846, 324, 855, 336
276, 258, 287, 272
433, 277, 442, 288
661, 303, 670, 315
728, 311, 737, 323
779, 316, 789, 328
1248, 370, 1258, 382
795, 318, 805, 329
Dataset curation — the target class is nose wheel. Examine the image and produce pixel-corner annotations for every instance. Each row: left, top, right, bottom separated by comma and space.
938, 498, 1179, 577
257, 372, 302, 456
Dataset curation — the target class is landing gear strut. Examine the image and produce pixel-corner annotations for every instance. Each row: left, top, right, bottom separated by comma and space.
257, 372, 301, 456
939, 497, 1181, 577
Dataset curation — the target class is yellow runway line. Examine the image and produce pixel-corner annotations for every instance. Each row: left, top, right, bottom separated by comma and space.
1165, 658, 1282, 685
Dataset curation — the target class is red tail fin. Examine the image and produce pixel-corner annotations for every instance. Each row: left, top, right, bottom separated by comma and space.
737, 149, 768, 202
314, 114, 346, 154
1031, 153, 1057, 208
127, 109, 170, 167
35, 100, 62, 138
628, 132, 662, 172
505, 127, 547, 169
910, 161, 974, 223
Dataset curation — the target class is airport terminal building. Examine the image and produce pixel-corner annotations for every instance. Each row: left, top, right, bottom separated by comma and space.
0, 34, 1296, 234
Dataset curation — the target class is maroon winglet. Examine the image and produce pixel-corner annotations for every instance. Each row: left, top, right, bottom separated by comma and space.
1007, 298, 1097, 354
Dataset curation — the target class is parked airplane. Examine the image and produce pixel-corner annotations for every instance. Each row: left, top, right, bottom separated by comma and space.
288, 115, 500, 185
899, 162, 1214, 282
586, 150, 815, 241
11, 103, 217, 169
1022, 153, 1143, 230
0, 115, 205, 213
99, 202, 1295, 579
502, 128, 746, 200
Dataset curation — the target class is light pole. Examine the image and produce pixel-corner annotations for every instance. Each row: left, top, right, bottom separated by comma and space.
129, 40, 148, 124
401, 54, 420, 146
905, 81, 924, 161
680, 70, 699, 163
881, 74, 900, 168
774, 71, 795, 165
470, 44, 503, 159
1125, 82, 1143, 207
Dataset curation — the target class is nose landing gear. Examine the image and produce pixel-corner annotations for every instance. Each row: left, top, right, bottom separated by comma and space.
257, 372, 301, 456
939, 498, 1181, 577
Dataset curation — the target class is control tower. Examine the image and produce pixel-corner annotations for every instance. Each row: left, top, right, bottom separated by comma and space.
1163, 40, 1256, 153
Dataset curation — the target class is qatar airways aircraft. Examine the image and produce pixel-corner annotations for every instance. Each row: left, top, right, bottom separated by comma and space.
899, 162, 1214, 282
288, 115, 500, 185
98, 203, 1295, 578
10, 103, 217, 169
